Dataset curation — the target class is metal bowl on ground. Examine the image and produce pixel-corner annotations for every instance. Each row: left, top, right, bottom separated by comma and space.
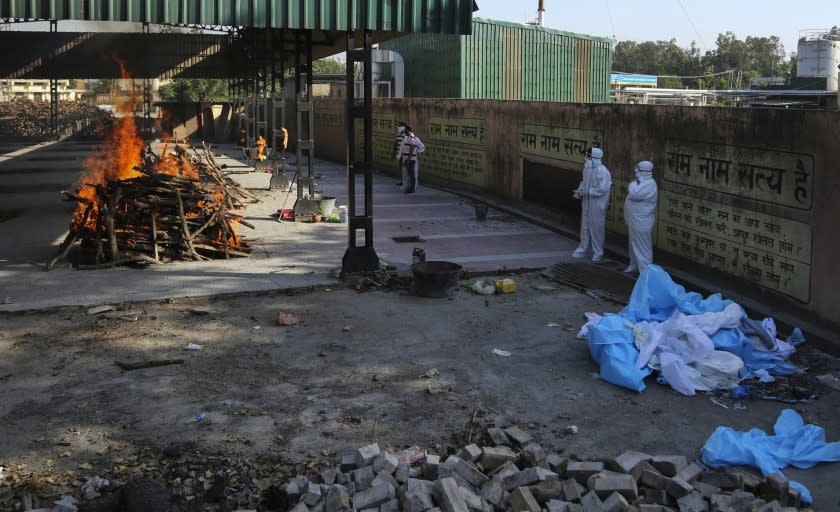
411, 261, 463, 298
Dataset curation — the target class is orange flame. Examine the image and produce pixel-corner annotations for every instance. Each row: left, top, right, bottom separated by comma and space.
68, 58, 246, 255
72, 57, 200, 230
72, 57, 143, 229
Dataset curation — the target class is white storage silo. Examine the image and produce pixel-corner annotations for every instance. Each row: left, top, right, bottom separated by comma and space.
797, 32, 840, 91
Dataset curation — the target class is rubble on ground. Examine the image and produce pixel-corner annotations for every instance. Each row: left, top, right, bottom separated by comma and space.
0, 422, 816, 512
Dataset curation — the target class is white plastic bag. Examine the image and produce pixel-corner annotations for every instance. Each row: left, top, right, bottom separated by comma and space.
470, 280, 495, 295
636, 311, 714, 370
692, 350, 744, 391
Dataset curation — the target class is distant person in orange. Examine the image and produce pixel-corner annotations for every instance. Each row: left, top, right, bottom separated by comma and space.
256, 135, 267, 161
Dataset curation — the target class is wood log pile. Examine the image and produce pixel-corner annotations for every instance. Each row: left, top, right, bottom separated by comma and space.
0, 99, 113, 138
48, 143, 260, 270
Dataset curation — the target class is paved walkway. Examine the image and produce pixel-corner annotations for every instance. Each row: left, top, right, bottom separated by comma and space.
0, 141, 587, 312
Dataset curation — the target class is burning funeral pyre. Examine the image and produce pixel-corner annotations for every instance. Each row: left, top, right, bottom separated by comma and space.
48, 96, 259, 270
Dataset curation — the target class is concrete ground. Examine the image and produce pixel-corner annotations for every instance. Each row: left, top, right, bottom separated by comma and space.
1, 140, 839, 510
0, 140, 580, 312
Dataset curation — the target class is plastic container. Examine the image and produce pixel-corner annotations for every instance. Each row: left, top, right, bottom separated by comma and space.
279, 209, 295, 221
315, 196, 336, 216
495, 278, 516, 293
411, 261, 463, 298
338, 205, 348, 224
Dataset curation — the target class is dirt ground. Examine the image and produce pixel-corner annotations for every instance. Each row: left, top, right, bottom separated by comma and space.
1, 272, 840, 511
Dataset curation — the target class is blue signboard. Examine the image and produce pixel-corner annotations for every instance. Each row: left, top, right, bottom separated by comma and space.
610, 73, 658, 87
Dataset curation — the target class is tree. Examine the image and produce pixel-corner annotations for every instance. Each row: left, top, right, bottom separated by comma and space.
311, 58, 345, 74
614, 39, 703, 88
788, 54, 798, 79
614, 31, 790, 90
159, 79, 228, 102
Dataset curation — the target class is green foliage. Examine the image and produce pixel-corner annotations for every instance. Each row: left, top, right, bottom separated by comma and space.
311, 58, 345, 74
658, 77, 684, 89
159, 79, 228, 102
614, 31, 790, 89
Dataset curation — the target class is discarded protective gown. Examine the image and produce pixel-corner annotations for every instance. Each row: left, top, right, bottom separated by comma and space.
702, 409, 840, 504
624, 162, 658, 273
633, 310, 745, 396
585, 265, 798, 393
573, 149, 612, 261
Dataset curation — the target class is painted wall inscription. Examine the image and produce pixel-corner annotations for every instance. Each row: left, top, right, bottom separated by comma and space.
520, 124, 603, 164
354, 136, 394, 168
314, 110, 343, 128
664, 140, 814, 210
428, 116, 486, 146
354, 112, 398, 135
422, 143, 486, 187
657, 190, 812, 301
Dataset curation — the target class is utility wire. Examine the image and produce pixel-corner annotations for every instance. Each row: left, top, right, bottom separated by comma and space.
603, 0, 617, 39
676, 0, 707, 49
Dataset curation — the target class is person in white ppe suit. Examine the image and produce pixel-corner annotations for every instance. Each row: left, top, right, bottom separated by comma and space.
572, 147, 612, 262
623, 160, 658, 274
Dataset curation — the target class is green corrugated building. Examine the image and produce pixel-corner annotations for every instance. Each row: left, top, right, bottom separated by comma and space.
380, 18, 614, 102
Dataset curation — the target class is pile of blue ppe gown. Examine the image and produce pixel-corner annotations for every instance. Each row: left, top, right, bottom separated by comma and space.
583, 265, 800, 394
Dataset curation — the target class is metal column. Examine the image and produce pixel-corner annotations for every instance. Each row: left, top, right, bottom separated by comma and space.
292, 30, 319, 218
49, 19, 58, 137
269, 29, 289, 189
141, 22, 152, 139
341, 30, 379, 276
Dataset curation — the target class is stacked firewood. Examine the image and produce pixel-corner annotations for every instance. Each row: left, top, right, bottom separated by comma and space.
48, 143, 259, 270
0, 99, 113, 138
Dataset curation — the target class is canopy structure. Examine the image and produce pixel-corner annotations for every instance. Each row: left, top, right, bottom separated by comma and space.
1, 0, 475, 80
1, 0, 477, 276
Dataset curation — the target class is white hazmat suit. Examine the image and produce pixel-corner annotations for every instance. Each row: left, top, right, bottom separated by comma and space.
623, 160, 658, 274
573, 147, 612, 262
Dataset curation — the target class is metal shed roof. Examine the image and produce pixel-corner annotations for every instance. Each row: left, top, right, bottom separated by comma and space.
2, 0, 475, 33
1, 1, 476, 79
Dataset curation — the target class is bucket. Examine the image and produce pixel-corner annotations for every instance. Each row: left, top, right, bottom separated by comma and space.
474, 203, 489, 221
411, 261, 463, 298
315, 196, 336, 216
338, 205, 348, 224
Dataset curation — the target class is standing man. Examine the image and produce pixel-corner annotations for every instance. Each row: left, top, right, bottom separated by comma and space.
623, 160, 658, 274
400, 125, 420, 195
572, 147, 612, 262
394, 121, 407, 187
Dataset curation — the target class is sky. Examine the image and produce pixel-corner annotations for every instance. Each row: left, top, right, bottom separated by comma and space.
473, 0, 839, 57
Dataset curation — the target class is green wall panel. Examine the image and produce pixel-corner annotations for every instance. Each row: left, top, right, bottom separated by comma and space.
381, 18, 613, 102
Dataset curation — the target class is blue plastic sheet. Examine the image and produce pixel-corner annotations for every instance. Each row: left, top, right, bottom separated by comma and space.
585, 265, 796, 391
587, 314, 651, 392
701, 409, 840, 504
619, 265, 734, 322
711, 328, 798, 376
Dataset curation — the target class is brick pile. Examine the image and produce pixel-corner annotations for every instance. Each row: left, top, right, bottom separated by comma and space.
265, 426, 811, 512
